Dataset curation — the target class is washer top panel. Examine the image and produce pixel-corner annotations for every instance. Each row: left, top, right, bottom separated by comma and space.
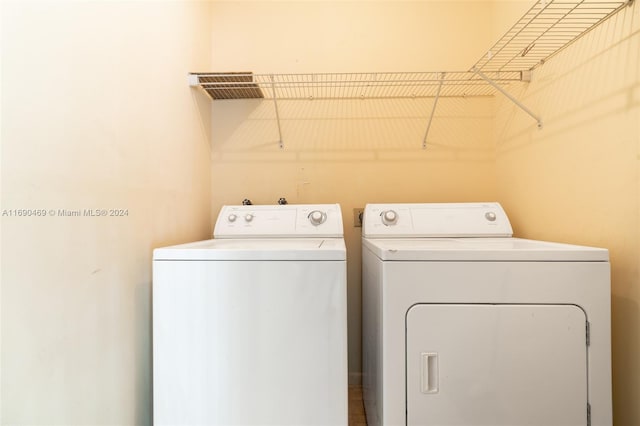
154, 238, 346, 261
214, 204, 343, 238
363, 202, 513, 238
362, 237, 608, 262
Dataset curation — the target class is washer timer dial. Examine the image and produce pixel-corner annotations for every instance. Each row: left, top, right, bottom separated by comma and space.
308, 210, 327, 226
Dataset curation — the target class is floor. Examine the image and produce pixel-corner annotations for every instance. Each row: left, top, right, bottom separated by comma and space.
348, 385, 367, 426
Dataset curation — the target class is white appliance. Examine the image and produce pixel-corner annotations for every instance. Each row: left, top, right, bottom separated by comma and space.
153, 204, 348, 426
361, 202, 611, 426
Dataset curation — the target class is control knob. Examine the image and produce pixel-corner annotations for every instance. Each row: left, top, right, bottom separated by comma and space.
308, 210, 326, 226
485, 211, 497, 222
228, 213, 237, 222
244, 213, 254, 222
381, 210, 398, 226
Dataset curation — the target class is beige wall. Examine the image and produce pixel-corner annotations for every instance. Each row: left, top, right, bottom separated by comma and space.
1, 1, 212, 424
209, 0, 514, 382
211, 1, 505, 73
494, 3, 640, 425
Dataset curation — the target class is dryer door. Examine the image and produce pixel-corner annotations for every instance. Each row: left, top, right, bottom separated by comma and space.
406, 304, 588, 426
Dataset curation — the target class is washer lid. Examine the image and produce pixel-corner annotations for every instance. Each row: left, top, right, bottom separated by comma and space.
362, 237, 609, 262
154, 238, 346, 261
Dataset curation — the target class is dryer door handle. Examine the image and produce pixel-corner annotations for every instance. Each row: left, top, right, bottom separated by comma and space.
420, 352, 439, 394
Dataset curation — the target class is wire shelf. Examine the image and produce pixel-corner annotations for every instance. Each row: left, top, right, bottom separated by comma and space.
473, 0, 630, 72
192, 71, 524, 100
193, 1, 631, 101
191, 0, 632, 147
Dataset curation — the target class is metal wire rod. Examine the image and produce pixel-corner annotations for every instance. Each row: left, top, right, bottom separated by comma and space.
473, 68, 542, 129
423, 73, 445, 149
270, 74, 284, 149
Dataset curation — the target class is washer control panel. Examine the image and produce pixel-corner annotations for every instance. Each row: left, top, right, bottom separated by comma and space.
362, 202, 513, 238
214, 204, 343, 238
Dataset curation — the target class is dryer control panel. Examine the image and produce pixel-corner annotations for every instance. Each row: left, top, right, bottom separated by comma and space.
362, 202, 513, 238
215, 204, 344, 238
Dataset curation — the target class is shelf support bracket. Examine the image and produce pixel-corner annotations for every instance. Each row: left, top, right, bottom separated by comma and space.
269, 74, 284, 149
472, 67, 542, 129
423, 73, 445, 149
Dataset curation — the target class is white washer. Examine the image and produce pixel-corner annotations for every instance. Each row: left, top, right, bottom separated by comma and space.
153, 204, 348, 426
361, 202, 611, 426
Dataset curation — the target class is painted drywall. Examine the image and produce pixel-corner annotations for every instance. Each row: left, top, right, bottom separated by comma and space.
208, 0, 521, 382
1, 1, 212, 424
211, 0, 507, 73
494, 2, 640, 425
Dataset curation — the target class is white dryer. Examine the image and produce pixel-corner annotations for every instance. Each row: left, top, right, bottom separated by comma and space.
361, 202, 611, 426
153, 204, 348, 426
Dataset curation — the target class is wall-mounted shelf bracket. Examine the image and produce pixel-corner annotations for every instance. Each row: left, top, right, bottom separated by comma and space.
422, 73, 445, 149
269, 74, 284, 149
472, 68, 542, 129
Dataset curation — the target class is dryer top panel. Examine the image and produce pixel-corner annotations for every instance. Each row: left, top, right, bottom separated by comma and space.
214, 204, 343, 238
363, 202, 513, 238
362, 237, 609, 262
